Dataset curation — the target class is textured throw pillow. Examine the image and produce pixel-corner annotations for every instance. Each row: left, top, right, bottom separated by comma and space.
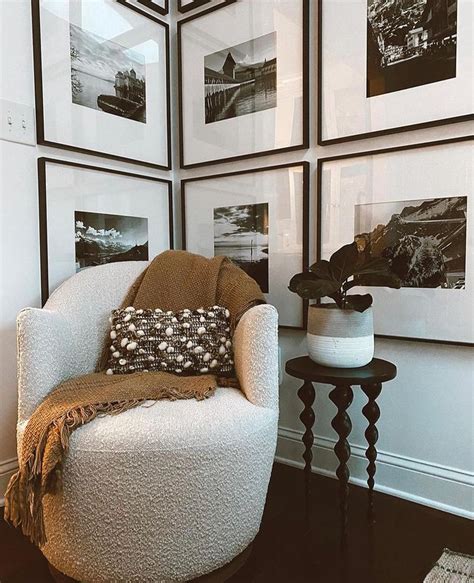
106, 306, 234, 375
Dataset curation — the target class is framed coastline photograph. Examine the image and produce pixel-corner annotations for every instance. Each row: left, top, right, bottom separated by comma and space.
178, 0, 210, 14
122, 0, 169, 17
33, 0, 171, 169
318, 0, 473, 145
182, 162, 309, 329
317, 138, 473, 344
38, 158, 173, 304
178, 0, 309, 168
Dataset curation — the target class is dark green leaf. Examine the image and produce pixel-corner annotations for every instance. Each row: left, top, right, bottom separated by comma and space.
353, 257, 391, 276
294, 279, 341, 300
309, 259, 333, 280
329, 242, 359, 284
288, 271, 319, 293
356, 273, 401, 289
344, 294, 373, 313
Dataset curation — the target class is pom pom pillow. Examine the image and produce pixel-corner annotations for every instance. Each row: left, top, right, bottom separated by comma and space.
106, 306, 233, 375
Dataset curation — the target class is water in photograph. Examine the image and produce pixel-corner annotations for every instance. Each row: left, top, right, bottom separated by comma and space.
205, 76, 277, 124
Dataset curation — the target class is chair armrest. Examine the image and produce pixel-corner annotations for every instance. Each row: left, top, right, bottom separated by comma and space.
17, 308, 79, 424
233, 304, 279, 410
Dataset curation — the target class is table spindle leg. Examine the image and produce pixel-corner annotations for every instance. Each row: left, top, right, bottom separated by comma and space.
361, 382, 382, 523
297, 381, 315, 502
329, 384, 353, 544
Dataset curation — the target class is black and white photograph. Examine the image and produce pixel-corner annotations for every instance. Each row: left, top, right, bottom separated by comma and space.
75, 210, 149, 271
367, 0, 457, 97
70, 23, 147, 123
214, 203, 269, 292
355, 196, 467, 289
204, 32, 277, 124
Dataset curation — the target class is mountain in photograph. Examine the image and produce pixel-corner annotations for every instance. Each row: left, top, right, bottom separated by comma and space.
75, 211, 148, 270
355, 196, 467, 289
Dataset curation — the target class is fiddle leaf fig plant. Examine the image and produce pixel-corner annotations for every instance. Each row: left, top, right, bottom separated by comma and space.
289, 241, 401, 313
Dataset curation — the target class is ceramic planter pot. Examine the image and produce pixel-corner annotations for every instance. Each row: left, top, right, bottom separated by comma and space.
307, 304, 374, 368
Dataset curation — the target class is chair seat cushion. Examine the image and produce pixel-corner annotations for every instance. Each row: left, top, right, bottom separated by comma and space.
66, 387, 274, 453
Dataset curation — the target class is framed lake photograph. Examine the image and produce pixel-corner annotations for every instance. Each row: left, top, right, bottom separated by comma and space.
317, 137, 473, 344
38, 158, 173, 304
182, 162, 309, 329
318, 0, 473, 145
33, 0, 171, 169
178, 0, 309, 168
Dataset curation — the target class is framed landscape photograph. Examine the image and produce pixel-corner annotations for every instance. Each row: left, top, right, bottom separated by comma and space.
182, 162, 309, 329
317, 137, 473, 344
178, 0, 309, 168
38, 158, 173, 304
33, 0, 171, 169
318, 0, 473, 144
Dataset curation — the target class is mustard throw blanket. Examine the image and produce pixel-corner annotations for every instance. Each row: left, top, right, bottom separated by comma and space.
5, 250, 265, 546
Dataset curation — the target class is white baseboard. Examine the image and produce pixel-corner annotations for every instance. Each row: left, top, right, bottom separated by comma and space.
277, 426, 474, 520
0, 457, 18, 507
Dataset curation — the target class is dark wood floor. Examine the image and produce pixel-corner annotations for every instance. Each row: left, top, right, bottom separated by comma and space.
1, 463, 472, 583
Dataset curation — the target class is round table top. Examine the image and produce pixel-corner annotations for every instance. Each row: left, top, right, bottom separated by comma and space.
285, 356, 397, 385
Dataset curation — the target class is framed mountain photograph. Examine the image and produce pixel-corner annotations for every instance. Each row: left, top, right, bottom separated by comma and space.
178, 0, 309, 168
32, 0, 171, 169
318, 0, 473, 145
182, 162, 309, 329
317, 137, 473, 344
38, 158, 173, 304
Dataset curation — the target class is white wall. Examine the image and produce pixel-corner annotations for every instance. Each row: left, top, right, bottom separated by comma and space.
1, 0, 473, 517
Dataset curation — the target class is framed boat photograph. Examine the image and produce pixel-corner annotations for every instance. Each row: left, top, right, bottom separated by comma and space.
177, 0, 210, 14
122, 0, 169, 17
318, 0, 473, 145
178, 0, 309, 168
182, 162, 309, 329
38, 158, 173, 304
32, 0, 171, 169
317, 137, 473, 344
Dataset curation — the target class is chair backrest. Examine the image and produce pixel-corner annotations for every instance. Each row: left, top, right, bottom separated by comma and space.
45, 262, 148, 373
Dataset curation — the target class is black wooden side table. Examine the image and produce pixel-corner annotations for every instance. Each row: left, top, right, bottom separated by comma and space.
285, 356, 397, 534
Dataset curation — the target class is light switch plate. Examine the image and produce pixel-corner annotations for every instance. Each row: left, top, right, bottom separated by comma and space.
0, 99, 36, 146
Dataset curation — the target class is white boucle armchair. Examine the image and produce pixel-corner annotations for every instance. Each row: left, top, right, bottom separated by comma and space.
16, 261, 279, 583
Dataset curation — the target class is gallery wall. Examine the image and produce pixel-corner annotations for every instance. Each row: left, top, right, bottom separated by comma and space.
0, 0, 473, 517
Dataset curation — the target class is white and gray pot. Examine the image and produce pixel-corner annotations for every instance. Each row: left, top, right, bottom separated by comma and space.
307, 304, 374, 368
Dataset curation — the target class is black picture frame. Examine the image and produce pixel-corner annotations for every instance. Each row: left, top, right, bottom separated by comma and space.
178, 0, 310, 169
177, 0, 210, 14
317, 0, 473, 146
32, 0, 172, 170
38, 157, 174, 305
317, 136, 473, 346
123, 0, 169, 17
181, 161, 310, 330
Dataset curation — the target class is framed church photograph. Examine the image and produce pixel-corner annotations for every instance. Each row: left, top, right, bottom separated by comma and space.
32, 0, 171, 169
317, 137, 473, 344
178, 0, 309, 168
182, 162, 309, 329
38, 158, 173, 304
318, 0, 473, 145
